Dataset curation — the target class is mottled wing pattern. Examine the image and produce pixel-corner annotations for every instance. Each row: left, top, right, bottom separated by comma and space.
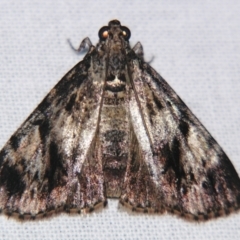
121, 51, 240, 220
1, 19, 239, 222
0, 47, 107, 218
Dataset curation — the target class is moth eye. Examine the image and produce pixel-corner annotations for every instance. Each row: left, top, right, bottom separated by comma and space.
121, 26, 131, 40
98, 26, 110, 41
102, 31, 108, 38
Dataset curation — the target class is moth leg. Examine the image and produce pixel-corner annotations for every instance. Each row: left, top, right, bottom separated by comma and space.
132, 41, 154, 63
67, 37, 92, 53
132, 41, 144, 60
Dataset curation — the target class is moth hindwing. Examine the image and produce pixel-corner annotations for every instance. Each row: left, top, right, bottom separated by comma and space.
0, 19, 239, 221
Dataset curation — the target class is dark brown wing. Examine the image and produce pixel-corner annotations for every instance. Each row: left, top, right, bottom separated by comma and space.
120, 52, 240, 220
0, 48, 106, 219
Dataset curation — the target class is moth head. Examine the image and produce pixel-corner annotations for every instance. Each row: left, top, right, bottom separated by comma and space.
98, 20, 131, 41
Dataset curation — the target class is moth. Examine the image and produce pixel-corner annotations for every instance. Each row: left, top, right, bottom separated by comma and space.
0, 20, 239, 221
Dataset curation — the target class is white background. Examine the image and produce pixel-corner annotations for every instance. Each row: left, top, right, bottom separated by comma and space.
0, 0, 240, 239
